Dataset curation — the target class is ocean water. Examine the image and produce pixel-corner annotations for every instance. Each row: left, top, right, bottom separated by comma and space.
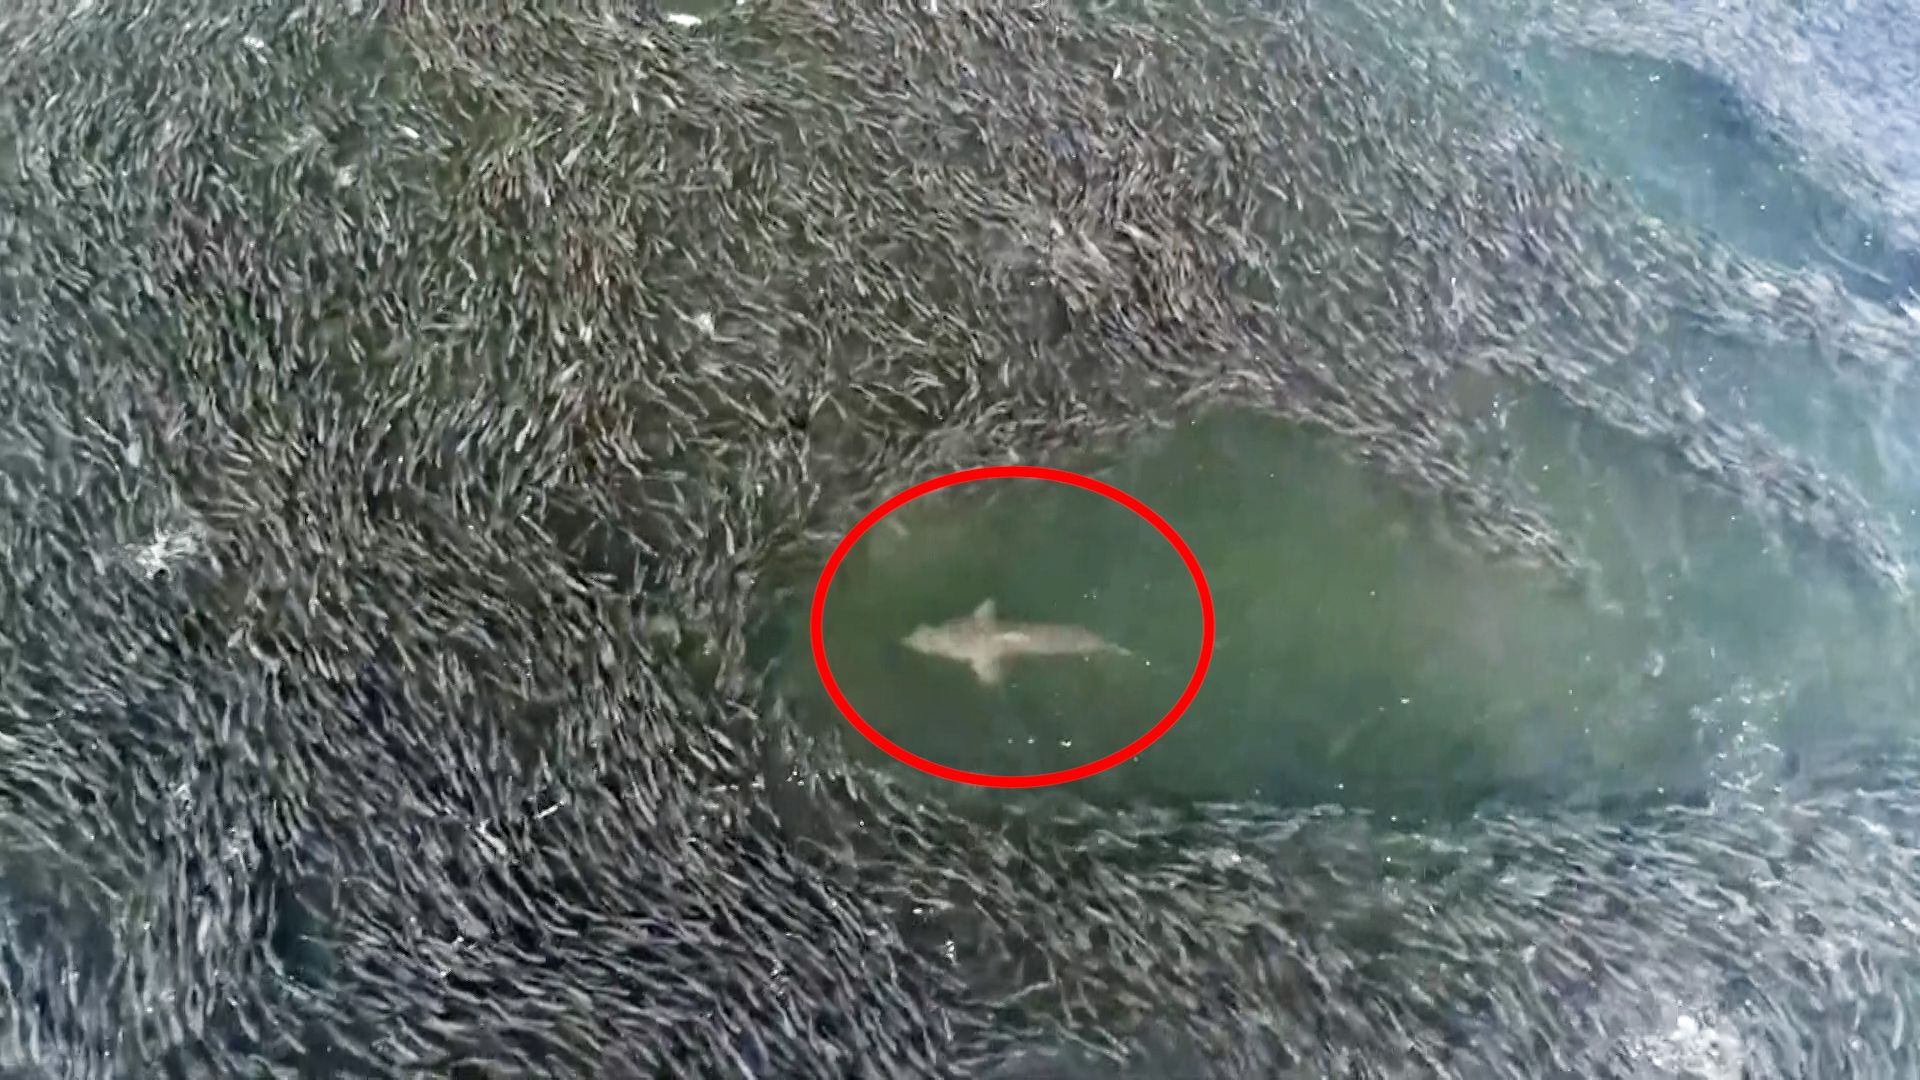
8, 0, 1920, 1073
782, 398, 1912, 815
772, 0, 1920, 823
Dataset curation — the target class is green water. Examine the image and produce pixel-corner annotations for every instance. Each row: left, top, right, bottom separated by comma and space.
775, 401, 1914, 817
754, 1, 1920, 821
807, 468, 1206, 786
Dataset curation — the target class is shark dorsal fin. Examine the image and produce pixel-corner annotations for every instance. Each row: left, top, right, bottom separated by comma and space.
971, 598, 996, 625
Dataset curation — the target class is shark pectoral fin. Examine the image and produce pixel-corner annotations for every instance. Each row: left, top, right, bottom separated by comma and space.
972, 598, 996, 625
971, 655, 1005, 686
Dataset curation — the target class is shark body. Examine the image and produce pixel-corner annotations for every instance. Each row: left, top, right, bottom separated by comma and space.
902, 598, 1133, 686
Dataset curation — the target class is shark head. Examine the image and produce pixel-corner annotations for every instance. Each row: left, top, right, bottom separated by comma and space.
901, 600, 1008, 684
901, 622, 951, 658
903, 600, 996, 656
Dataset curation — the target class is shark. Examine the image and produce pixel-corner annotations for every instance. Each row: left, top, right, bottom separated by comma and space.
901, 598, 1134, 687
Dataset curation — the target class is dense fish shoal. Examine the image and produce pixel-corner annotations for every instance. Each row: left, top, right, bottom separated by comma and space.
0, 0, 1917, 1076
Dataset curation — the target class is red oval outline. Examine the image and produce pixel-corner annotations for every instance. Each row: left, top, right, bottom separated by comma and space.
809, 465, 1215, 789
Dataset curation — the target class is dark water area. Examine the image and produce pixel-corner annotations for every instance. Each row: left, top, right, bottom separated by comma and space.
4, 0, 1920, 1076
790, 410, 1882, 821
